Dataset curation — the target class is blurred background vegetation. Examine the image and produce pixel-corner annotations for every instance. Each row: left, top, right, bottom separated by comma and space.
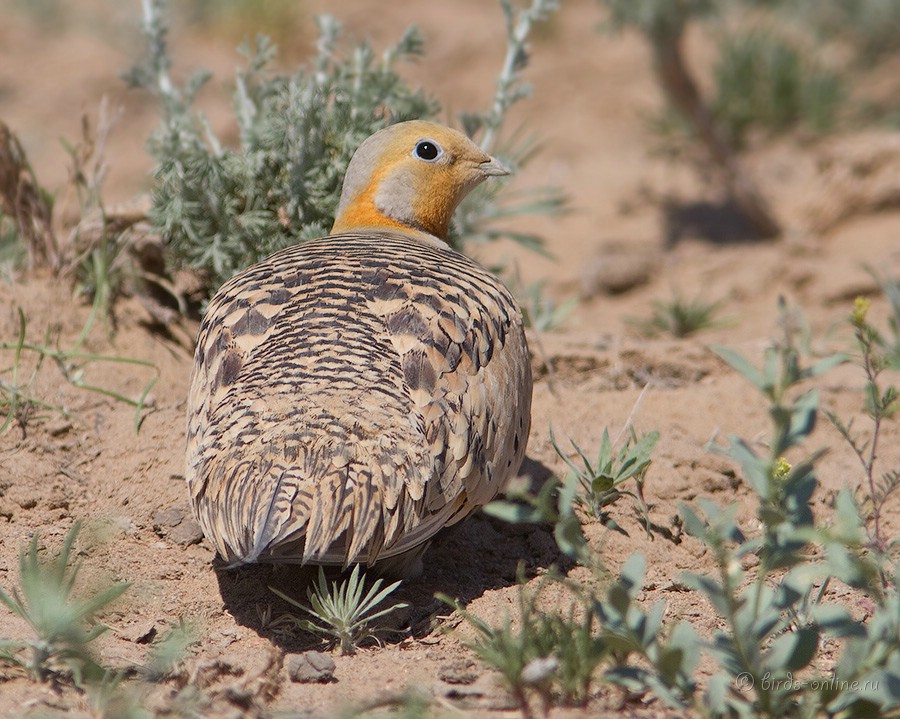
1, 0, 899, 305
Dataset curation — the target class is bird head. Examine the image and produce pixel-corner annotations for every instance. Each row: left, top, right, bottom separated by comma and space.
331, 120, 509, 241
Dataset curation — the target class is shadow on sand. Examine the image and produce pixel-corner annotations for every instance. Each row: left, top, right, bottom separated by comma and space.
213, 455, 563, 652
663, 197, 775, 247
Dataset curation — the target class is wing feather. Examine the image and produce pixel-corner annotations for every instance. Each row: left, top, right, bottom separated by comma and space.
185, 230, 531, 568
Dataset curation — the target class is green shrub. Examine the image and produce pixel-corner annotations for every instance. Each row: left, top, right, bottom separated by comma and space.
0, 523, 129, 687
271, 565, 407, 655
827, 293, 900, 554
440, 574, 608, 714
602, 0, 900, 155
779, 0, 900, 66
129, 0, 563, 297
713, 30, 844, 144
136, 17, 434, 291
629, 293, 728, 338
456, 301, 900, 716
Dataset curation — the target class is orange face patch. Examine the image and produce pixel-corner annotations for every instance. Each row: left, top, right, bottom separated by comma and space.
330, 121, 497, 240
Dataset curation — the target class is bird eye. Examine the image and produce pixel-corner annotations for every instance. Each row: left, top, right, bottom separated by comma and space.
413, 140, 443, 162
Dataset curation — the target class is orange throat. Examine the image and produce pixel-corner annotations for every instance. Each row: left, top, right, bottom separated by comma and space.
331, 180, 452, 240
330, 199, 419, 236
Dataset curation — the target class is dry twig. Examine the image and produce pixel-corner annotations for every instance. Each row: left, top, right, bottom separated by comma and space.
0, 120, 59, 272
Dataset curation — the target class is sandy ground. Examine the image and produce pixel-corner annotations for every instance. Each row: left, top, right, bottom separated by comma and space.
1, 1, 899, 717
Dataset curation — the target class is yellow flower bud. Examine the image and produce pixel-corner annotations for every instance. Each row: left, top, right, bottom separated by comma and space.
851, 297, 871, 328
773, 457, 792, 481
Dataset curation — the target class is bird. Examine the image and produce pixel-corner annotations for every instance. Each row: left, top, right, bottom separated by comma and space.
185, 120, 532, 578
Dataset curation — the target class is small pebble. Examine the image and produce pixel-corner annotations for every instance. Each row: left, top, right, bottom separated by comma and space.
168, 518, 204, 546
46, 419, 73, 437
152, 506, 187, 528
522, 656, 559, 684
438, 658, 479, 685
286, 651, 336, 684
123, 622, 157, 644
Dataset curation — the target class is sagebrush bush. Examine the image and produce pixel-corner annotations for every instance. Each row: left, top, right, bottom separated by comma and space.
129, 0, 563, 297
133, 16, 435, 291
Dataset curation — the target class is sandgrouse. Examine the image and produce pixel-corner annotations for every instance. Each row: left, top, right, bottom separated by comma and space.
185, 120, 532, 577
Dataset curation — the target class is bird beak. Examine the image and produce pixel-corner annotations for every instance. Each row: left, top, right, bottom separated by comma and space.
479, 156, 511, 177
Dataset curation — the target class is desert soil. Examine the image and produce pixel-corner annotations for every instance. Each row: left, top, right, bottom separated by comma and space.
0, 1, 898, 717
